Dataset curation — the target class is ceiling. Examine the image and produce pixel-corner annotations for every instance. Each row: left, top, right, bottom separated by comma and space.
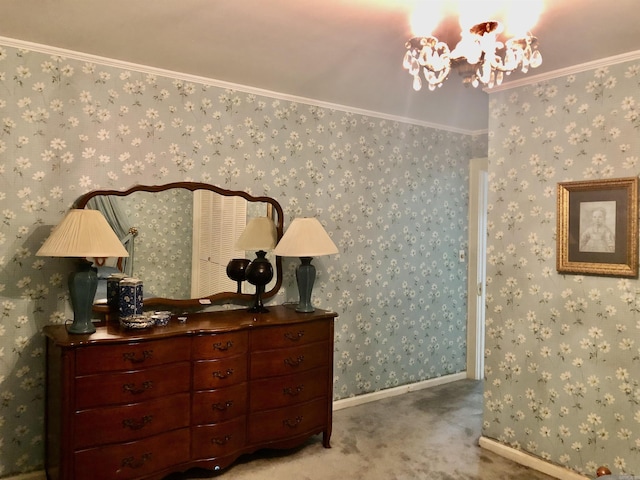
1, 0, 639, 132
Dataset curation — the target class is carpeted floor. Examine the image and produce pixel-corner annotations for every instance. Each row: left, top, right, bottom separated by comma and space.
169, 379, 556, 480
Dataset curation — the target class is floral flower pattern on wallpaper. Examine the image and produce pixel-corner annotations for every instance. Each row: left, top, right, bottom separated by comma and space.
0, 42, 478, 475
118, 188, 193, 299
484, 61, 640, 476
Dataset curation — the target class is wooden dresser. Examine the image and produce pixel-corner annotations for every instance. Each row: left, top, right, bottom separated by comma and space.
43, 305, 336, 480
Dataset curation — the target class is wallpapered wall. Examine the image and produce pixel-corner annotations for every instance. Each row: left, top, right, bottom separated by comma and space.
118, 188, 193, 299
484, 60, 640, 476
0, 42, 478, 476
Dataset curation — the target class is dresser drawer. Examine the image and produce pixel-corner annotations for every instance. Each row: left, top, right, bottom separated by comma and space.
74, 393, 190, 449
75, 362, 190, 409
251, 320, 330, 350
75, 337, 191, 375
191, 417, 246, 460
192, 331, 248, 359
74, 428, 190, 480
250, 341, 329, 379
248, 398, 328, 444
193, 356, 247, 390
192, 383, 247, 425
250, 367, 328, 412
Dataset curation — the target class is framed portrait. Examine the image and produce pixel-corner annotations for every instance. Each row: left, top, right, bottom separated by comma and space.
556, 177, 638, 277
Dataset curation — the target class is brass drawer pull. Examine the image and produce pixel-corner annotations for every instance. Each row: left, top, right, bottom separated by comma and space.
284, 331, 305, 342
122, 452, 152, 469
212, 369, 234, 379
122, 381, 154, 395
283, 416, 303, 428
122, 350, 153, 364
123, 415, 153, 430
212, 340, 234, 351
284, 356, 304, 368
212, 401, 233, 411
211, 434, 232, 445
283, 385, 304, 396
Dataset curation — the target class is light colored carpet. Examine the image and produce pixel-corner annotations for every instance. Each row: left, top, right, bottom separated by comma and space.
171, 380, 555, 480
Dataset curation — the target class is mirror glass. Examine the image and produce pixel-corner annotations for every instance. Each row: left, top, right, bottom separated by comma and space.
74, 182, 283, 308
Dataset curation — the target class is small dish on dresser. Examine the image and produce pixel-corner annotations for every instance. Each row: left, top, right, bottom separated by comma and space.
151, 311, 171, 327
120, 315, 155, 330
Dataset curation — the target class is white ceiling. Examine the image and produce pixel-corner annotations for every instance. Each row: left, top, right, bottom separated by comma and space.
1, 0, 640, 132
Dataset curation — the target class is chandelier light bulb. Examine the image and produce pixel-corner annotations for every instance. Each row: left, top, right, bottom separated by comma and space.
410, 0, 448, 37
501, 0, 543, 36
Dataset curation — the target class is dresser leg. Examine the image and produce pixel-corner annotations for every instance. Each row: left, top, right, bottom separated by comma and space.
322, 430, 332, 448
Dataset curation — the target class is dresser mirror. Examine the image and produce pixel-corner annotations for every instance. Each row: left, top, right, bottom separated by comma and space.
74, 182, 283, 308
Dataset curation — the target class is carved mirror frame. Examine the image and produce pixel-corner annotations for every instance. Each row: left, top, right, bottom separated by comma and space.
74, 182, 284, 309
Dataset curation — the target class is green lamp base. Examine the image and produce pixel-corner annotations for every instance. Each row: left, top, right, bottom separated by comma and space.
67, 260, 98, 335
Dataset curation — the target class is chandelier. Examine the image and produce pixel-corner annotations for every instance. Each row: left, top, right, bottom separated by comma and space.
403, 18, 542, 91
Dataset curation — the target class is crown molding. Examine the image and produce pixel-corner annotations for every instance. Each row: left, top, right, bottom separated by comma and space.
487, 50, 640, 92
0, 36, 482, 136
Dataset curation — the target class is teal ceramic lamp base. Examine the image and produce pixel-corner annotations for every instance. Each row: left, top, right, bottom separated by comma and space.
67, 259, 98, 334
295, 257, 316, 313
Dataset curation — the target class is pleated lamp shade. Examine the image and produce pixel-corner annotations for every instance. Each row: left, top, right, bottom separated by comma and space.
235, 217, 277, 251
37, 209, 129, 258
273, 217, 338, 257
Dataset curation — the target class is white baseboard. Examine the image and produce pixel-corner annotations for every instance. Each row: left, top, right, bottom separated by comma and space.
479, 436, 589, 480
333, 371, 468, 411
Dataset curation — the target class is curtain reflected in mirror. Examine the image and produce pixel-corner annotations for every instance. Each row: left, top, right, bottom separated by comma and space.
86, 195, 137, 276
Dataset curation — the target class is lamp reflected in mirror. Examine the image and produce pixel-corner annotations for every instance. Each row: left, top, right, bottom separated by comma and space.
236, 217, 277, 313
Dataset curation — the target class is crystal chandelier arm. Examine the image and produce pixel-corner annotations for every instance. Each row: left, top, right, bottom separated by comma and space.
402, 18, 542, 90
403, 36, 453, 91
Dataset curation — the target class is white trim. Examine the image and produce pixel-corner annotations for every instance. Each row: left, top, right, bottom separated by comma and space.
466, 158, 488, 380
1, 471, 45, 480
2, 38, 637, 131
479, 436, 590, 480
0, 35, 476, 136
489, 50, 640, 92
333, 372, 467, 411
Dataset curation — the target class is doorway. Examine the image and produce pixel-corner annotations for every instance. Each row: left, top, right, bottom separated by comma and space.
466, 157, 488, 380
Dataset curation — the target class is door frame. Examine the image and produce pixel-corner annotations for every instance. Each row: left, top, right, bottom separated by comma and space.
466, 157, 488, 380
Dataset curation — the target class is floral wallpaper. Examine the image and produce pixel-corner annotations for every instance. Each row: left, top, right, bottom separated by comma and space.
118, 188, 193, 299
0, 41, 477, 476
484, 59, 640, 476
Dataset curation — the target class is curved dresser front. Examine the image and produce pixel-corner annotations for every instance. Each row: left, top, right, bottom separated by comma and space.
44, 305, 336, 480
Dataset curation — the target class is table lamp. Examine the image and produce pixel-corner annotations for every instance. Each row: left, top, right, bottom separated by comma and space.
37, 209, 129, 334
273, 217, 338, 313
235, 217, 277, 313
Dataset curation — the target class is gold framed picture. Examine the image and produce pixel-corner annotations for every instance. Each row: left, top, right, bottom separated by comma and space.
556, 176, 638, 277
